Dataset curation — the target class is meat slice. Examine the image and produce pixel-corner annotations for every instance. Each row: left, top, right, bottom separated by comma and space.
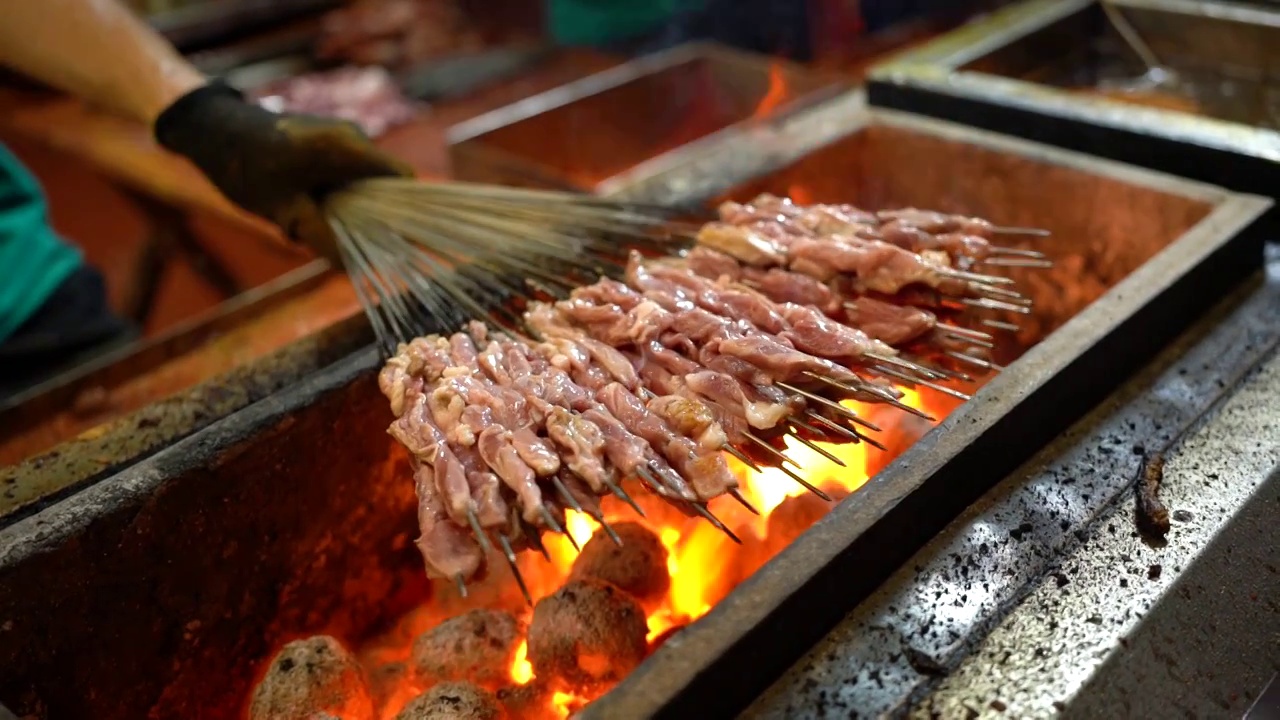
648, 262, 788, 335
249, 66, 418, 138
412, 461, 485, 581
696, 222, 787, 266
685, 370, 790, 430
843, 297, 936, 346
776, 302, 893, 361
646, 394, 728, 455
685, 246, 743, 282
544, 407, 616, 494
391, 391, 473, 524
476, 425, 544, 525
596, 383, 731, 501
877, 207, 998, 237
467, 471, 508, 528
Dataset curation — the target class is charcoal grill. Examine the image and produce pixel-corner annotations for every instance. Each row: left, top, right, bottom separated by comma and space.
867, 0, 1280, 201
0, 262, 371, 526
0, 97, 1270, 719
446, 42, 847, 194
745, 247, 1280, 719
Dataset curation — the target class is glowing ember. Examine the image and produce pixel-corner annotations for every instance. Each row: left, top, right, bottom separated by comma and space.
752, 63, 789, 118
345, 384, 964, 720
492, 387, 955, 719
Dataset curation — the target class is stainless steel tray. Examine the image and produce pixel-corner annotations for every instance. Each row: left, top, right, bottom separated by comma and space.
867, 0, 1280, 199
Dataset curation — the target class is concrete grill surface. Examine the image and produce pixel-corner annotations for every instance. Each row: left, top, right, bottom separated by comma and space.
744, 246, 1280, 719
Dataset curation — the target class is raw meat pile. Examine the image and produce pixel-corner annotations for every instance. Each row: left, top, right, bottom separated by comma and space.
378, 194, 1047, 584
249, 66, 420, 138
315, 0, 484, 71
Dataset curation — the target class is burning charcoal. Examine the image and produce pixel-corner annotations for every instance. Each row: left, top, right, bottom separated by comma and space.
249, 635, 374, 720
764, 492, 831, 554
527, 579, 648, 690
495, 681, 553, 720
411, 609, 524, 691
569, 522, 670, 612
368, 661, 411, 711
395, 682, 506, 720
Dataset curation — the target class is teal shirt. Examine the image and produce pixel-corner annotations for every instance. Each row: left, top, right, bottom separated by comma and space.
0, 143, 82, 343
547, 0, 703, 45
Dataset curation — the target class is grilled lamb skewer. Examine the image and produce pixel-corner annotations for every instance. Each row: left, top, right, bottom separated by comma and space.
698, 219, 1020, 304
727, 194, 1050, 266
377, 198, 1050, 588
685, 247, 995, 361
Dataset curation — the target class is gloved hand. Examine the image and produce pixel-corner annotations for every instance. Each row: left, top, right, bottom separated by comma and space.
153, 80, 413, 262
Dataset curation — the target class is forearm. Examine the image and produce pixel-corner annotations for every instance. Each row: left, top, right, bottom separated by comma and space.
0, 0, 206, 126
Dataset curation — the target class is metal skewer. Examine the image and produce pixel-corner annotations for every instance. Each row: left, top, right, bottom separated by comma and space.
498, 533, 533, 606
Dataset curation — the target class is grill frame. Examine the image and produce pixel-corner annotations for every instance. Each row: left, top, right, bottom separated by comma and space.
0, 98, 1270, 719
866, 0, 1280, 201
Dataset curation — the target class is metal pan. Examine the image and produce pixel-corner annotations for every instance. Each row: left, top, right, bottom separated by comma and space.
867, 0, 1280, 201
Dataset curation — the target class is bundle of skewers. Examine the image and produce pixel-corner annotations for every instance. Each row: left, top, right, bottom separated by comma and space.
324, 181, 1052, 600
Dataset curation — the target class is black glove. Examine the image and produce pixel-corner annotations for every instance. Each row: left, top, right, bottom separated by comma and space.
153, 80, 413, 261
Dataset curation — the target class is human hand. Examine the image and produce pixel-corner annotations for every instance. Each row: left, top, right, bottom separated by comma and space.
153, 81, 413, 262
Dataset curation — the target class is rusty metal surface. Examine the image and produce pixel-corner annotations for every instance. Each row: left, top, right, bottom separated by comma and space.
0, 268, 360, 470
866, 0, 1280, 198
0, 303, 370, 526
1, 260, 328, 416
744, 246, 1280, 719
0, 345, 417, 720
0, 99, 1269, 719
447, 42, 848, 194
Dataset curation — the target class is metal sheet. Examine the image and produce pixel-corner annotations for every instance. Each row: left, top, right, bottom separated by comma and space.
866, 0, 1280, 200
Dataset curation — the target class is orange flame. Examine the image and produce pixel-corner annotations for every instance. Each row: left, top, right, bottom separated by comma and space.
787, 184, 814, 206
752, 63, 788, 118
498, 385, 959, 719
511, 639, 534, 685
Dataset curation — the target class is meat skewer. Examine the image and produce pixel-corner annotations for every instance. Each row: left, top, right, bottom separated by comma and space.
368, 195, 1052, 593
685, 246, 1000, 368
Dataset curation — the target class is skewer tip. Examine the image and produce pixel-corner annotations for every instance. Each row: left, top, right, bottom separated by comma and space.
691, 503, 742, 544
498, 534, 534, 607
728, 487, 760, 515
